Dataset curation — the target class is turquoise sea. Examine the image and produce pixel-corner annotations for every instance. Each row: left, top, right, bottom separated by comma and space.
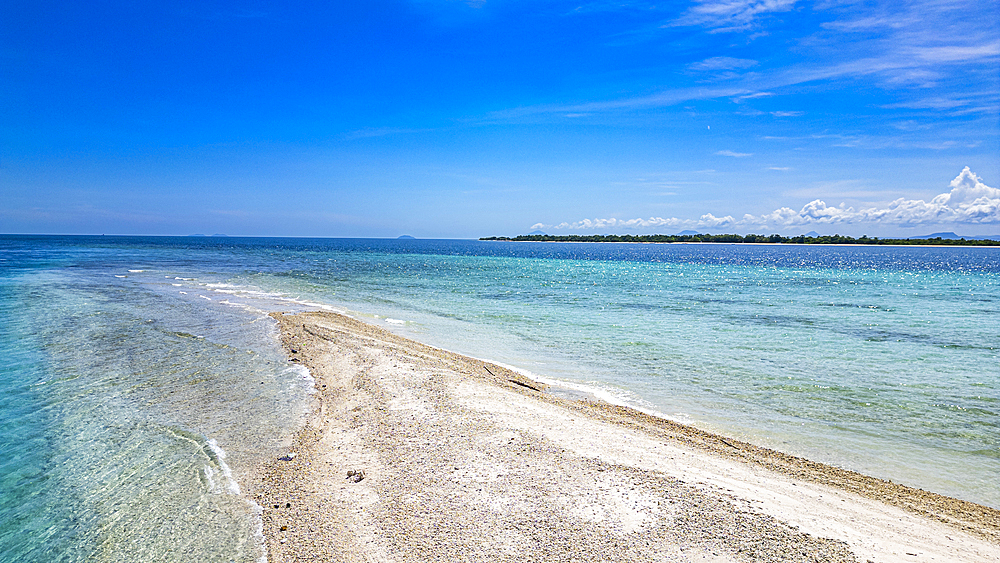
1, 235, 997, 561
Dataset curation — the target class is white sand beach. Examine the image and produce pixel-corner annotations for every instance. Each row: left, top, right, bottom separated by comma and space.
253, 311, 1000, 563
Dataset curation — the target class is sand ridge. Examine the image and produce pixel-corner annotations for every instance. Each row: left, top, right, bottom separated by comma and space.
251, 311, 999, 562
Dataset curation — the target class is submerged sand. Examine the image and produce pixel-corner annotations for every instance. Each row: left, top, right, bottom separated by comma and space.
251, 311, 1000, 562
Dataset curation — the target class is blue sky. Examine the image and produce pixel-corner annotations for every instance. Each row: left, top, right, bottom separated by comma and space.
2, 0, 998, 237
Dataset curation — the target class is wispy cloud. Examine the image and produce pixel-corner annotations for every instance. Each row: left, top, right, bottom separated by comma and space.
688, 56, 759, 71
479, 46, 995, 127
881, 93, 996, 110
820, 15, 893, 33
480, 86, 755, 120
671, 0, 799, 33
910, 41, 1000, 63
715, 149, 753, 157
732, 91, 773, 102
533, 168, 999, 232
568, 1, 661, 16
480, 0, 998, 126
342, 126, 431, 140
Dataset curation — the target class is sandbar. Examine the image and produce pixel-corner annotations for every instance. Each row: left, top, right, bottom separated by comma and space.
251, 311, 1000, 562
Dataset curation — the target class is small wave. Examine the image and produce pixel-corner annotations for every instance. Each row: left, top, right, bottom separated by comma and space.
285, 364, 317, 393
114, 275, 126, 278
203, 464, 218, 492
250, 500, 268, 563
220, 301, 271, 315
169, 430, 242, 496
484, 360, 675, 422
128, 269, 144, 273
173, 283, 352, 317
385, 318, 405, 325
199, 295, 212, 300
280, 297, 345, 313
232, 290, 282, 298
205, 439, 241, 495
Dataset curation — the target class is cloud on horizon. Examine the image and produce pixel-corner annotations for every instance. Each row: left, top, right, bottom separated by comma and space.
532, 168, 1000, 233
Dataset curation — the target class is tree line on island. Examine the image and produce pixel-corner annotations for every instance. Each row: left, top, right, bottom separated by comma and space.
480, 233, 1000, 246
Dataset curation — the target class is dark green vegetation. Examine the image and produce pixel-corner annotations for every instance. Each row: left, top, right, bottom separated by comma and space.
480, 234, 1000, 246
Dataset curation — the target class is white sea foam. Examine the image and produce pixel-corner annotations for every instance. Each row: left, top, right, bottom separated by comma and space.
486, 360, 663, 415
250, 500, 268, 563
199, 295, 212, 300
128, 270, 144, 273
180, 282, 353, 318
287, 298, 343, 312
223, 301, 273, 316
203, 464, 218, 492
171, 283, 182, 286
114, 275, 126, 278
385, 318, 405, 325
205, 439, 241, 495
262, 294, 351, 315
286, 364, 317, 393
530, 373, 679, 422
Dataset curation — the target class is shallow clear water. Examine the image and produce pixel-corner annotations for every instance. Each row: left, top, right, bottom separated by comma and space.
0, 237, 315, 562
1, 235, 997, 560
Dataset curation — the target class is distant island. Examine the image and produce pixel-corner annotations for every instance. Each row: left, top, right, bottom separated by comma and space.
480, 233, 1000, 246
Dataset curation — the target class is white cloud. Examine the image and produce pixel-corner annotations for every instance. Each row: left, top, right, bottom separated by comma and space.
543, 216, 689, 231
715, 149, 753, 157
733, 91, 773, 102
673, 0, 798, 32
534, 168, 999, 232
882, 95, 983, 110
820, 15, 892, 33
910, 41, 1000, 63
689, 56, 759, 71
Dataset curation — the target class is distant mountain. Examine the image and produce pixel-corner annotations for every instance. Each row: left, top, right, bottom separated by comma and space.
677, 230, 700, 235
803, 231, 820, 237
397, 235, 416, 239
210, 234, 228, 237
528, 230, 547, 235
912, 232, 961, 240
909, 232, 1000, 241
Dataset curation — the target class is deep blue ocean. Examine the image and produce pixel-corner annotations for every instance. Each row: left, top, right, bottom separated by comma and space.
1, 235, 997, 561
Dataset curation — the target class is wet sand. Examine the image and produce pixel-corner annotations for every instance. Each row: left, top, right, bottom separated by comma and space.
251, 311, 1000, 562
